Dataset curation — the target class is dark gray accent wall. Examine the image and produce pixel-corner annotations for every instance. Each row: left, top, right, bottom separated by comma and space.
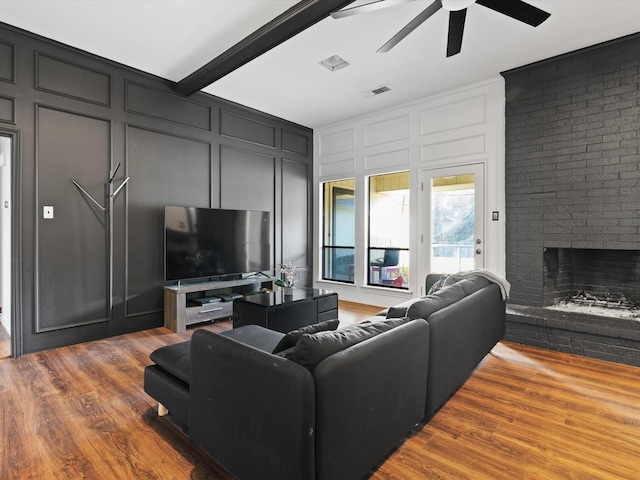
502, 33, 640, 366
0, 22, 313, 355
503, 33, 640, 307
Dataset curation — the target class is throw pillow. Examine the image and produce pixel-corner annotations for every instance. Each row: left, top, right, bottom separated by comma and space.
385, 297, 427, 318
427, 274, 456, 295
386, 306, 408, 318
271, 318, 340, 354
286, 317, 410, 372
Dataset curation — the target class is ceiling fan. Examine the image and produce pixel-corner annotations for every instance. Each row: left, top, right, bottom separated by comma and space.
331, 0, 551, 57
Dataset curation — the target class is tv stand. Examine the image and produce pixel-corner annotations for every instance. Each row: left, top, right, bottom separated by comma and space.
163, 277, 273, 333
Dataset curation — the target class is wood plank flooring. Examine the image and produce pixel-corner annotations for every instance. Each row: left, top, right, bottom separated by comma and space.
1, 301, 639, 479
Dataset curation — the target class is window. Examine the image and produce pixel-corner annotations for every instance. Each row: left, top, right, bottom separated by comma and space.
431, 175, 475, 273
368, 172, 409, 288
322, 179, 355, 283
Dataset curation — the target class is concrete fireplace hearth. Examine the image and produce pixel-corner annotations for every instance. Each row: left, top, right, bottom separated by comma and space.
502, 33, 640, 366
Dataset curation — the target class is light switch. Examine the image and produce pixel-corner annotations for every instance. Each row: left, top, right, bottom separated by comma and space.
43, 206, 54, 219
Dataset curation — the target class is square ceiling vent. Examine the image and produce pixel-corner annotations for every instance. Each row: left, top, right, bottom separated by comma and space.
320, 55, 350, 72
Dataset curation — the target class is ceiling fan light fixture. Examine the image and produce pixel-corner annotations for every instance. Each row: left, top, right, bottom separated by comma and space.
320, 54, 350, 72
441, 0, 476, 12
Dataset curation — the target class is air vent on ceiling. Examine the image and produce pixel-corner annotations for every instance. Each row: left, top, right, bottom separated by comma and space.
319, 55, 350, 72
364, 85, 391, 98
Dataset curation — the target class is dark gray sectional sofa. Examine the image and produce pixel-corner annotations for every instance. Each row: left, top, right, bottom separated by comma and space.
144, 273, 506, 480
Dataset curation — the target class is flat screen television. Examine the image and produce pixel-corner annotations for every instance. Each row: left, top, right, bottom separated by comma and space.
164, 206, 272, 282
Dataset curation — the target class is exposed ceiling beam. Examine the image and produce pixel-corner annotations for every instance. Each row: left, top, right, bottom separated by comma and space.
174, 0, 356, 96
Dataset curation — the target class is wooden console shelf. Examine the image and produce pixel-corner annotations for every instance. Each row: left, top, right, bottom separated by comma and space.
163, 277, 273, 333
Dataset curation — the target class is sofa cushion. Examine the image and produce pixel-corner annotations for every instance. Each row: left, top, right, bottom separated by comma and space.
272, 318, 340, 354
149, 340, 191, 384
405, 283, 466, 320
286, 317, 410, 372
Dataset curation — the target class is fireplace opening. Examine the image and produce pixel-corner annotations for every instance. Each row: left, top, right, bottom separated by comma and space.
543, 248, 640, 320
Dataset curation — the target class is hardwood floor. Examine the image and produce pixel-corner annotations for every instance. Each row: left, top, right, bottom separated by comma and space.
1, 301, 639, 479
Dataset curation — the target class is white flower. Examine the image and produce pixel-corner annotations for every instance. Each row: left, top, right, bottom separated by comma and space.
280, 261, 295, 287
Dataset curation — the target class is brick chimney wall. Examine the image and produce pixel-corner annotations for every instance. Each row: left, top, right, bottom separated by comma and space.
502, 34, 640, 307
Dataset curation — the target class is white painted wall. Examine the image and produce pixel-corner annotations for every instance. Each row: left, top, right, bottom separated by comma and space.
313, 77, 506, 308
0, 136, 11, 334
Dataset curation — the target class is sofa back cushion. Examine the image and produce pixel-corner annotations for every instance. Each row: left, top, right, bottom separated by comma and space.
286, 317, 410, 372
387, 277, 492, 322
271, 318, 340, 354
401, 283, 466, 320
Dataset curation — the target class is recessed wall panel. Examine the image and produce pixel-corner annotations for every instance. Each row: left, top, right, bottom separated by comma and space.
420, 96, 486, 135
127, 82, 211, 131
36, 106, 110, 331
364, 115, 410, 147
318, 128, 355, 156
0, 40, 15, 82
36, 53, 111, 106
0, 95, 15, 124
220, 110, 276, 147
282, 129, 309, 155
318, 158, 355, 177
282, 160, 308, 267
220, 145, 275, 212
127, 126, 211, 315
364, 149, 410, 171
420, 135, 485, 162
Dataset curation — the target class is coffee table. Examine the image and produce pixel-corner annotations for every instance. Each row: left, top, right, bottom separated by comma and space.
232, 288, 338, 333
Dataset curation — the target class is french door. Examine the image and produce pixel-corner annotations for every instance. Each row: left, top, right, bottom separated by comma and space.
420, 164, 485, 288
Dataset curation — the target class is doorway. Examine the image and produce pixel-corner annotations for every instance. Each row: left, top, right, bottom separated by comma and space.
420, 164, 485, 287
0, 133, 12, 357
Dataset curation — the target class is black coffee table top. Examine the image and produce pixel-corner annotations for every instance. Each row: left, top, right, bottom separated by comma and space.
239, 288, 335, 307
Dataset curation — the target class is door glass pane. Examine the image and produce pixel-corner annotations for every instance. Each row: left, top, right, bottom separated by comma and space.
368, 172, 409, 288
431, 174, 475, 274
322, 180, 354, 282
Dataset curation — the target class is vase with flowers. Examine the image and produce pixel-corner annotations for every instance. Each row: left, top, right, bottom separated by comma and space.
274, 261, 295, 296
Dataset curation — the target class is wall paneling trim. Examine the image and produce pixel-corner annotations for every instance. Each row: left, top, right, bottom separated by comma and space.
0, 23, 313, 355
314, 78, 506, 307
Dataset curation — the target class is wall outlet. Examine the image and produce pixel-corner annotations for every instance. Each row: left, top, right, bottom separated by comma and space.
43, 206, 54, 219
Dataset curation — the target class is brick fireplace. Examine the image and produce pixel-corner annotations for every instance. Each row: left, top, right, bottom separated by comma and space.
502, 33, 640, 366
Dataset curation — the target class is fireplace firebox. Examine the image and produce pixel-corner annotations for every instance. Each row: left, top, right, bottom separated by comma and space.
543, 248, 640, 311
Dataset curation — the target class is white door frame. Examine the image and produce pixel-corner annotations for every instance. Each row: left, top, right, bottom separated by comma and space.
0, 129, 21, 357
419, 163, 485, 290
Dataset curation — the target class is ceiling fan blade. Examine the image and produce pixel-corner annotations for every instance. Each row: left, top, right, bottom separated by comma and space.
331, 0, 419, 19
476, 0, 550, 27
378, 0, 442, 53
446, 8, 466, 57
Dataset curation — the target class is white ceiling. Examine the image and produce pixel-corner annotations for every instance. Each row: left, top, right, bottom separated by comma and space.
2, 1, 640, 128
